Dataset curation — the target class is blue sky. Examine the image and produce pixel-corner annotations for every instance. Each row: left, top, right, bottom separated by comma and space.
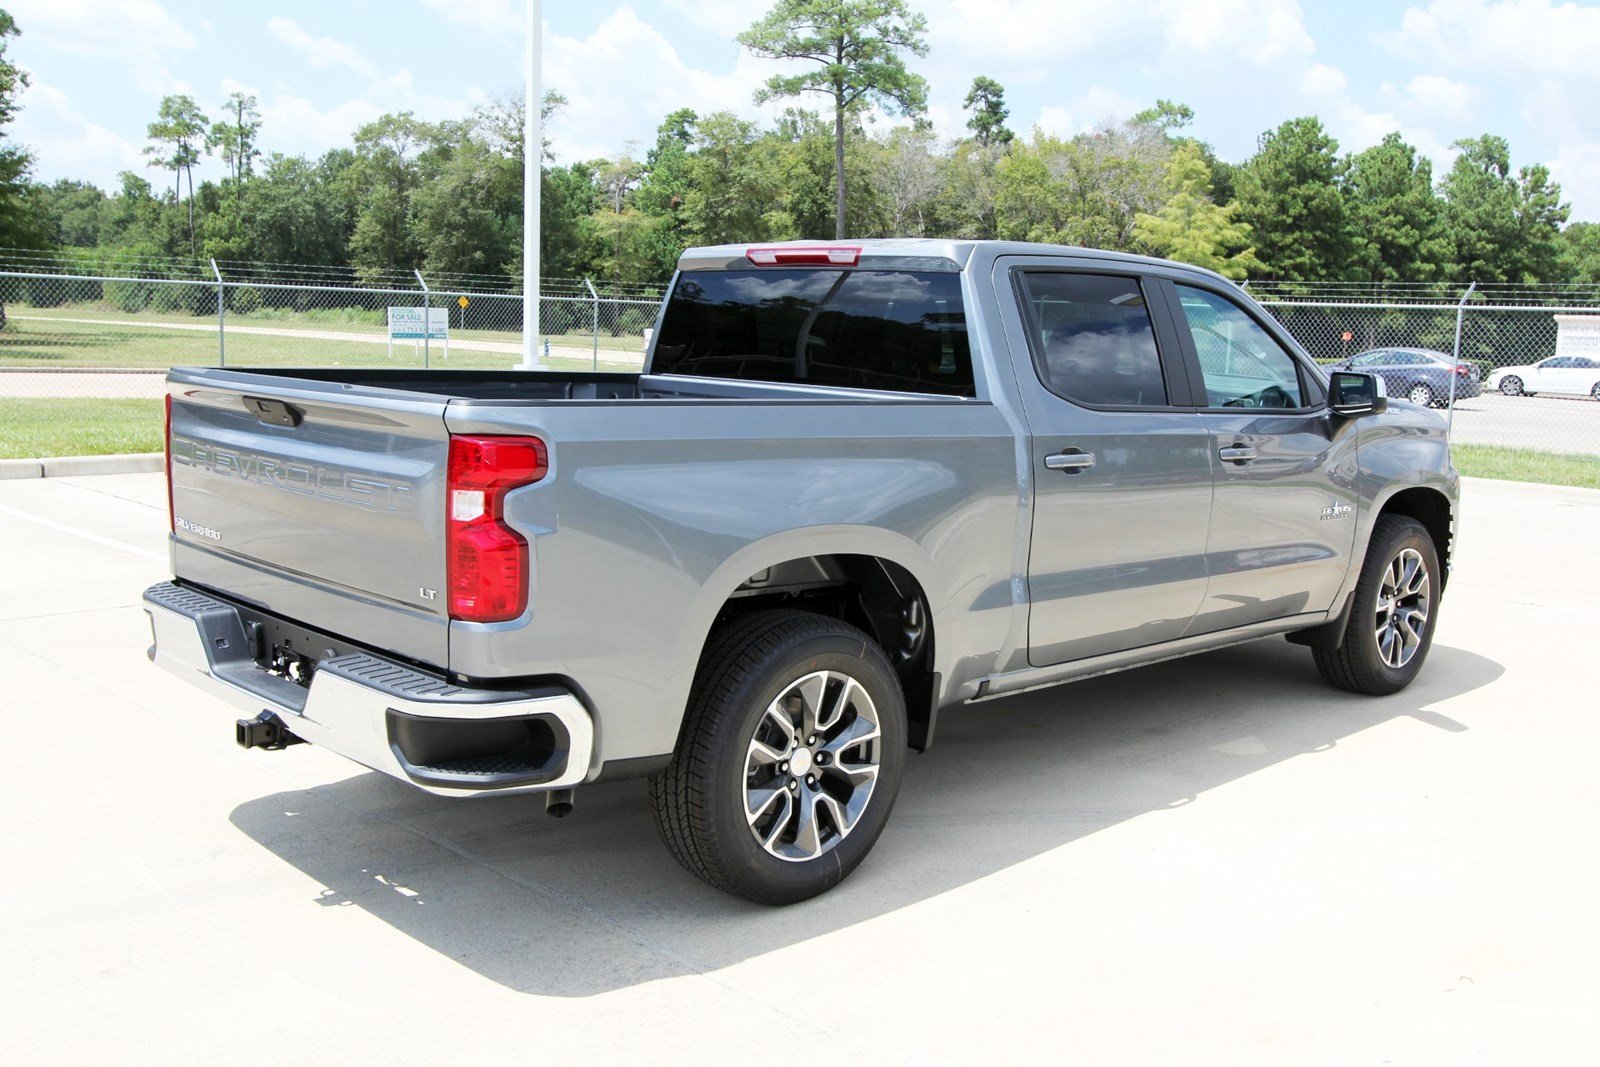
8, 0, 1600, 219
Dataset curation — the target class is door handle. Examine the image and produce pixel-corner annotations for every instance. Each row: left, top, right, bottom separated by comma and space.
1218, 445, 1257, 463
1044, 451, 1096, 472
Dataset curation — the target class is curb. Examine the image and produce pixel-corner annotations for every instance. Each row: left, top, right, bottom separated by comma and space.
0, 452, 163, 480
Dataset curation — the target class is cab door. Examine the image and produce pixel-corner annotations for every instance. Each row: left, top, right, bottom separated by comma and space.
1160, 280, 1360, 634
992, 258, 1215, 666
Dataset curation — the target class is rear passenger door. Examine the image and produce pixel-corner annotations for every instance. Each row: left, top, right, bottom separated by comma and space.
1162, 281, 1358, 633
993, 259, 1215, 666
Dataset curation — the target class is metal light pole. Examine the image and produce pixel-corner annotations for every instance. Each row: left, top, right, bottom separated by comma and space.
519, 0, 543, 370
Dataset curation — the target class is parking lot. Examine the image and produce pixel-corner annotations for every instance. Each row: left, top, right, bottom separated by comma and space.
1448, 389, 1600, 456
2, 472, 1597, 1063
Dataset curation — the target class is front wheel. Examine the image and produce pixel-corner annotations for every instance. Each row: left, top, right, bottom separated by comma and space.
1313, 516, 1441, 695
1591, 382, 1600, 401
1499, 376, 1524, 396
649, 610, 907, 904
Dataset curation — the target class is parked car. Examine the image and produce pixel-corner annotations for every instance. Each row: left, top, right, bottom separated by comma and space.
145, 240, 1459, 904
1487, 355, 1600, 399
1326, 347, 1482, 407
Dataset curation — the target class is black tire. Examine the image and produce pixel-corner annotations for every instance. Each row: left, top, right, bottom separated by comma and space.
1313, 516, 1440, 696
1590, 382, 1599, 401
1500, 376, 1523, 396
1406, 382, 1435, 407
649, 610, 907, 905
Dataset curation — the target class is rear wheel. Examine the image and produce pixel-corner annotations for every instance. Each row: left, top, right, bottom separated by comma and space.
1499, 376, 1523, 396
649, 610, 907, 904
1313, 516, 1440, 696
1591, 382, 1599, 401
1407, 382, 1435, 407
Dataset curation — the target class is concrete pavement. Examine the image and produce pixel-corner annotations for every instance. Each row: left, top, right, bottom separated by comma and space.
1, 473, 1596, 1063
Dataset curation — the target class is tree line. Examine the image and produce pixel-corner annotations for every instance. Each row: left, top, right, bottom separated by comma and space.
5, 0, 1600, 292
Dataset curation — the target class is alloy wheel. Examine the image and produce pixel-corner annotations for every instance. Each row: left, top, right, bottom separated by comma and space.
1500, 376, 1523, 396
743, 670, 882, 862
1374, 547, 1430, 669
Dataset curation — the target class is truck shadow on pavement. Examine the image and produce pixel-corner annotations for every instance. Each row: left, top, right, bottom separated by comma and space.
229, 638, 1502, 997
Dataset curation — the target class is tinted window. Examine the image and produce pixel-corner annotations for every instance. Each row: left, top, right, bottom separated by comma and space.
1020, 273, 1166, 406
1350, 351, 1384, 367
651, 269, 973, 395
1175, 286, 1305, 409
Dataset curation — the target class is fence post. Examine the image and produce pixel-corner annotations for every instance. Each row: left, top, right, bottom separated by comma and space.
415, 269, 430, 370
210, 258, 225, 367
1449, 281, 1476, 433
584, 277, 599, 370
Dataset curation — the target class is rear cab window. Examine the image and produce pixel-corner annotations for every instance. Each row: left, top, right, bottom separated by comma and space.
651, 269, 974, 396
1016, 272, 1168, 407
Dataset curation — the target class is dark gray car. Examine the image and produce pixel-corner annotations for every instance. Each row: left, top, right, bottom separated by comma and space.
144, 240, 1460, 904
1328, 347, 1481, 406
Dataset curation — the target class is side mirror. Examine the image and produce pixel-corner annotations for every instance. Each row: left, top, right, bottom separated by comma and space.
1329, 371, 1387, 418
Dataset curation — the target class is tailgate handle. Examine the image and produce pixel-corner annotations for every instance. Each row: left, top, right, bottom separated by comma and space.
244, 396, 304, 428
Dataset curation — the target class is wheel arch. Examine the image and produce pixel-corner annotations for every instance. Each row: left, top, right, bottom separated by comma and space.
1373, 485, 1454, 588
684, 529, 944, 752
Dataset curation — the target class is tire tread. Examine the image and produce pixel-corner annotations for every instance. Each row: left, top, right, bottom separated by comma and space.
648, 609, 884, 901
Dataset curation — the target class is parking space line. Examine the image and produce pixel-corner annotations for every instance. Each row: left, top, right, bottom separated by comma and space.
0, 501, 165, 563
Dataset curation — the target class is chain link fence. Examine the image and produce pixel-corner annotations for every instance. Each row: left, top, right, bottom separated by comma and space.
0, 252, 663, 403
2, 251, 1598, 458
1252, 283, 1600, 458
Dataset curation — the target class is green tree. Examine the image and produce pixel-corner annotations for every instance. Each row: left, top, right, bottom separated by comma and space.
963, 75, 1012, 147
680, 111, 769, 245
1234, 116, 1353, 281
632, 108, 698, 277
0, 9, 47, 251
1440, 135, 1569, 283
1133, 143, 1261, 280
1559, 222, 1600, 284
1342, 133, 1446, 283
739, 0, 929, 239
343, 112, 437, 278
202, 152, 351, 267
33, 179, 107, 247
210, 91, 262, 202
1132, 98, 1194, 134
144, 94, 210, 253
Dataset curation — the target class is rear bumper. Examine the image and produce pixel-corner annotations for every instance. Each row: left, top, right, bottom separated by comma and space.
143, 581, 593, 797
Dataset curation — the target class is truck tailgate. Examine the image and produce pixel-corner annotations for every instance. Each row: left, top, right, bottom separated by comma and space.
167, 372, 450, 667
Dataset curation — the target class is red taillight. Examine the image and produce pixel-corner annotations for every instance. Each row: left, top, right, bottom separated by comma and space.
1454, 364, 1470, 375
164, 393, 174, 532
446, 434, 547, 623
746, 245, 860, 267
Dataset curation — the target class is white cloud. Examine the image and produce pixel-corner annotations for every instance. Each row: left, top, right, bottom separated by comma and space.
256, 93, 386, 156
5, 0, 196, 54
9, 79, 144, 188
1162, 0, 1313, 64
662, 0, 775, 37
419, 0, 518, 31
926, 0, 1310, 69
1398, 74, 1475, 126
1548, 142, 1600, 220
543, 8, 785, 162
1300, 63, 1347, 97
266, 18, 380, 80
1035, 104, 1076, 138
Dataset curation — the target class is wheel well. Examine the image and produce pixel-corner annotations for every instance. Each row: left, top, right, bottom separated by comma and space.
713, 554, 937, 751
1377, 487, 1453, 587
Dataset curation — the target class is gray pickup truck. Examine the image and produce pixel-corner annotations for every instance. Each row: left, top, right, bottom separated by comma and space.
145, 240, 1458, 903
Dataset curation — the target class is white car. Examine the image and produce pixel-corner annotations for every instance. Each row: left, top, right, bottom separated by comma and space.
1488, 355, 1600, 399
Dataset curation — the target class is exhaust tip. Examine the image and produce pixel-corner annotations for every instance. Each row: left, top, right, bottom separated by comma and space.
545, 788, 575, 819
